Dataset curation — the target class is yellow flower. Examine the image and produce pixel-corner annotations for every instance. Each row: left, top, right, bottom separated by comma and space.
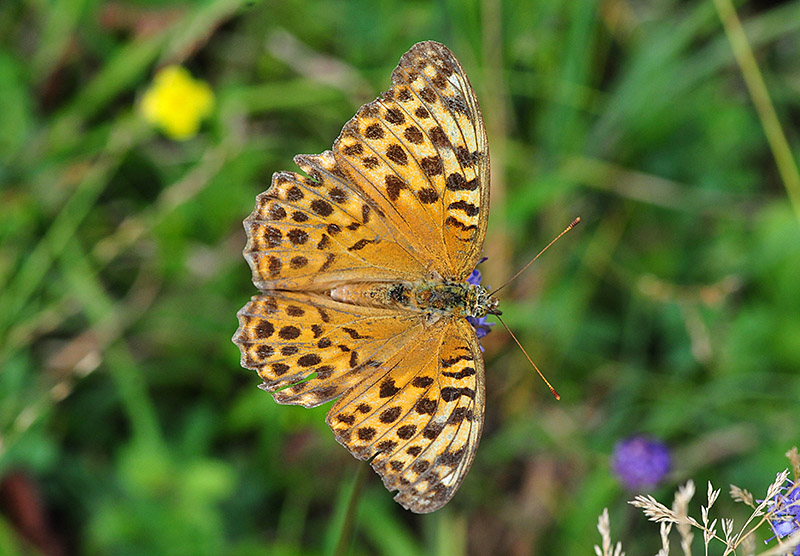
140, 66, 214, 140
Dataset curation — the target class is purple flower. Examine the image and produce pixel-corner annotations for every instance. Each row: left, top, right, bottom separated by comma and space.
766, 478, 800, 555
611, 436, 671, 490
466, 258, 494, 343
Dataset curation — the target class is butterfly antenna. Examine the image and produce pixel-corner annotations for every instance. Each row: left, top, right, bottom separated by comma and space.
496, 314, 560, 400
490, 217, 581, 297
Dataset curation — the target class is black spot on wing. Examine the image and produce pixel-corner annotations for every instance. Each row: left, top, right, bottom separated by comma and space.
440, 387, 475, 401
441, 367, 476, 379
441, 354, 473, 368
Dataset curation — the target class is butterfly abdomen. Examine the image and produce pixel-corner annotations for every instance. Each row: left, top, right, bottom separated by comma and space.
329, 282, 412, 308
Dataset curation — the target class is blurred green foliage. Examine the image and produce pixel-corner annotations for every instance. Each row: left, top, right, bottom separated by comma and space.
1, 0, 799, 554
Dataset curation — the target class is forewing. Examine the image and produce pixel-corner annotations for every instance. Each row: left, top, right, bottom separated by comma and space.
244, 41, 489, 291
327, 317, 485, 513
333, 40, 490, 280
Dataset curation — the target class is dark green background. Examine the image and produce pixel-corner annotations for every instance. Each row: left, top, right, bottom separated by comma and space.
1, 0, 799, 554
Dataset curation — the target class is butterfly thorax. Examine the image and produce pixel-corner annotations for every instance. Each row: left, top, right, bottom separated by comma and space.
329, 281, 499, 319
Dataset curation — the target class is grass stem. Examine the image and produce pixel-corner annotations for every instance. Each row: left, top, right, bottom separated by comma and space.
713, 0, 800, 223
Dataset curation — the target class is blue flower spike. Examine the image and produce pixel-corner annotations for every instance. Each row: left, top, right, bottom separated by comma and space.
611, 435, 671, 490
766, 477, 800, 555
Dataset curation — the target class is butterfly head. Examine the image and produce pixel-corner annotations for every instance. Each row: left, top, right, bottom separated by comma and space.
465, 260, 500, 318
464, 260, 500, 342
486, 294, 501, 316
464, 284, 498, 346
468, 284, 501, 318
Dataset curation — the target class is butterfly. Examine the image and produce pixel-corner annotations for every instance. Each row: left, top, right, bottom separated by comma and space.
233, 41, 494, 513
